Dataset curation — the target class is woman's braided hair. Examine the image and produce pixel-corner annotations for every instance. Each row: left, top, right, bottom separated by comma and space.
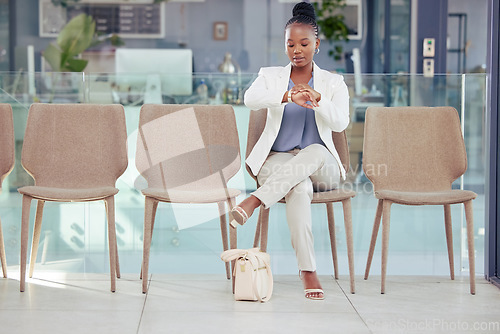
285, 2, 319, 38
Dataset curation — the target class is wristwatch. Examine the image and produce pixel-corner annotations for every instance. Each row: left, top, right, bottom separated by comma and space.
287, 90, 293, 103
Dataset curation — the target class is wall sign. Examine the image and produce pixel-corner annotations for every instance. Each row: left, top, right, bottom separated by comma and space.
39, 0, 165, 38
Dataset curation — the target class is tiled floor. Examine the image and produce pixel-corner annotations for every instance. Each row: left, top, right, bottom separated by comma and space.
1, 272, 499, 334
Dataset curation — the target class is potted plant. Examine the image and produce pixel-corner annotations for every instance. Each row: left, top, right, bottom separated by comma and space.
43, 13, 124, 72
41, 13, 124, 102
43, 13, 95, 72
313, 0, 350, 61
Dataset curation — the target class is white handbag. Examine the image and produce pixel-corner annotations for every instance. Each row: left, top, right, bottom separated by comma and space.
221, 248, 273, 302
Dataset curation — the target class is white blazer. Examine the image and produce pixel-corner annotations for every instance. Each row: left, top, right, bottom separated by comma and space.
244, 62, 350, 180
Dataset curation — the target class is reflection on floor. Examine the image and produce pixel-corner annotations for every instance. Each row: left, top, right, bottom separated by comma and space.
0, 273, 499, 334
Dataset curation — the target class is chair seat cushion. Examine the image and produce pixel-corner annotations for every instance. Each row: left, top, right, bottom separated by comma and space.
375, 189, 477, 205
278, 188, 356, 204
18, 186, 119, 201
142, 187, 241, 203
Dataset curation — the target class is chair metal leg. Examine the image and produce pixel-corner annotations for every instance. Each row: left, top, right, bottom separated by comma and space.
228, 198, 238, 293
381, 200, 392, 294
141, 197, 158, 293
104, 199, 121, 279
140, 200, 158, 280
228, 198, 238, 253
20, 195, 33, 292
29, 200, 45, 278
217, 201, 231, 280
342, 199, 356, 294
0, 217, 7, 278
228, 199, 238, 248
365, 199, 383, 280
115, 239, 121, 279
443, 204, 455, 280
326, 203, 339, 280
253, 209, 262, 248
104, 197, 117, 292
464, 200, 476, 295
259, 206, 270, 253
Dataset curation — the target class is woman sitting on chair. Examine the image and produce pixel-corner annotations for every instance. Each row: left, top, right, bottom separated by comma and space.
230, 2, 350, 300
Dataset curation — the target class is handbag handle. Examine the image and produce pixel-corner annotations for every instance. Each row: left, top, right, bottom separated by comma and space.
253, 254, 273, 302
220, 247, 261, 262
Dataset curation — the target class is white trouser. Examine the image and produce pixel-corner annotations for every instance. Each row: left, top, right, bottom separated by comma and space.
251, 143, 341, 271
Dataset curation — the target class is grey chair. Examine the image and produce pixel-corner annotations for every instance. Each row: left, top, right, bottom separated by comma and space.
18, 104, 128, 292
363, 106, 477, 294
248, 108, 356, 294
136, 104, 241, 293
0, 104, 15, 278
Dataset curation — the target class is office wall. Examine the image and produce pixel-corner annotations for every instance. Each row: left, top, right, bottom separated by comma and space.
447, 0, 488, 73
161, 0, 245, 72
415, 0, 448, 74
11, 0, 364, 73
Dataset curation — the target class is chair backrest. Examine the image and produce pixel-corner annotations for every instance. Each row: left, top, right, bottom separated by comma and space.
363, 106, 467, 192
22, 104, 128, 188
135, 104, 241, 190
245, 108, 350, 181
0, 104, 15, 188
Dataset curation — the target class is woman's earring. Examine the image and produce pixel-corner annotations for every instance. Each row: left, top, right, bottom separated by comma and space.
315, 48, 320, 55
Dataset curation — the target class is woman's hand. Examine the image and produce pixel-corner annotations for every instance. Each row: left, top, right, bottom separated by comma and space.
290, 84, 321, 108
290, 91, 318, 109
291, 84, 321, 101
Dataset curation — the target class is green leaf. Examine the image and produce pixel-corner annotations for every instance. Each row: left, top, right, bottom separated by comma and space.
63, 58, 88, 72
57, 13, 96, 58
42, 43, 62, 71
108, 34, 125, 47
59, 49, 72, 70
314, 0, 350, 61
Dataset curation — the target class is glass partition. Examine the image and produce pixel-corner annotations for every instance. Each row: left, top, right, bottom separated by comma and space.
0, 71, 487, 277
0, 1, 8, 71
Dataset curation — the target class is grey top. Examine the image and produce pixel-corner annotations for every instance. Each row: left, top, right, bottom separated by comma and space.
271, 75, 325, 152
